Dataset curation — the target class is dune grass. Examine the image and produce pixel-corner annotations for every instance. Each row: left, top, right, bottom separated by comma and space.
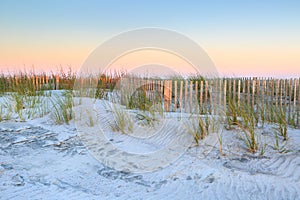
50, 91, 73, 125
109, 103, 133, 134
186, 115, 207, 145
0, 69, 298, 156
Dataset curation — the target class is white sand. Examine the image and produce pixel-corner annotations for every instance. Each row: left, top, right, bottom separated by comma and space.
0, 97, 299, 199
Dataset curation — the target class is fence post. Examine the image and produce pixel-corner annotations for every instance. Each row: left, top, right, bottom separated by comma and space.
242, 78, 246, 106
174, 80, 177, 112
275, 79, 279, 107
262, 78, 266, 120
169, 80, 172, 111
247, 79, 251, 106
297, 78, 300, 127
32, 76, 35, 90
163, 80, 169, 111
56, 75, 59, 90
252, 79, 256, 108
209, 80, 213, 114
205, 80, 208, 113
184, 80, 188, 113
293, 79, 297, 124
15, 76, 18, 88
213, 79, 218, 114
35, 76, 39, 90
179, 81, 183, 113
190, 80, 193, 113
219, 79, 222, 109
288, 79, 292, 121
224, 79, 227, 113
46, 76, 49, 89
284, 79, 288, 119
200, 81, 203, 113
238, 79, 241, 107
195, 80, 198, 112
279, 79, 283, 110
256, 78, 260, 108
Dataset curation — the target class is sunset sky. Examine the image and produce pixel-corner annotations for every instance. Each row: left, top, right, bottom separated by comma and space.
0, 0, 299, 77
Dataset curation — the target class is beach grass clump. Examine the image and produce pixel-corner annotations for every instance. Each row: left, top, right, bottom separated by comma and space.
1, 97, 13, 120
273, 107, 288, 141
50, 91, 73, 124
273, 132, 291, 153
95, 78, 108, 99
237, 104, 258, 153
288, 112, 297, 128
217, 129, 225, 156
85, 109, 95, 127
134, 104, 161, 127
258, 104, 265, 127
186, 115, 208, 145
10, 93, 25, 121
24, 95, 50, 119
110, 103, 133, 134
225, 98, 240, 129
128, 88, 153, 111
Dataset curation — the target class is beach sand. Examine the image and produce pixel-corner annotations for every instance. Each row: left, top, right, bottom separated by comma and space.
0, 98, 299, 199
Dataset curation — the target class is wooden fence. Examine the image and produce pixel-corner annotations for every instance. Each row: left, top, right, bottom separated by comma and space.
119, 77, 300, 127
1, 75, 299, 126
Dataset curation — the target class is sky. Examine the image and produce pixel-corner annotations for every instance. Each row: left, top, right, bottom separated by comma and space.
0, 0, 299, 77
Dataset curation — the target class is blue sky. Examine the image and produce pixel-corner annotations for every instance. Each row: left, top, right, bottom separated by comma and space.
1, 0, 299, 77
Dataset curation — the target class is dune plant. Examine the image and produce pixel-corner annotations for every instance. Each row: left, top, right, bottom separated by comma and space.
50, 91, 73, 124
135, 111, 157, 127
24, 95, 50, 119
273, 108, 288, 141
216, 128, 225, 156
225, 98, 240, 129
237, 104, 258, 153
258, 135, 267, 156
1, 97, 13, 120
109, 103, 133, 134
128, 88, 153, 111
132, 89, 163, 127
85, 109, 95, 127
288, 112, 297, 128
95, 79, 108, 99
273, 132, 291, 153
186, 115, 208, 145
10, 93, 25, 121
258, 104, 265, 128
212, 109, 226, 156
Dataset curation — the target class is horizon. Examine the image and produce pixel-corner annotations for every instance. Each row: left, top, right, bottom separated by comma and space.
1, 0, 300, 78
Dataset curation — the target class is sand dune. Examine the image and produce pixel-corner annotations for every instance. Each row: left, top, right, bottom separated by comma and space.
0, 99, 299, 199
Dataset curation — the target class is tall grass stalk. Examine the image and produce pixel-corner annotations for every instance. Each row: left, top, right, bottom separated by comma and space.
224, 98, 240, 130
10, 93, 25, 121
109, 103, 133, 134
237, 104, 258, 153
186, 115, 208, 145
50, 91, 73, 124
273, 107, 288, 141
85, 109, 95, 127
217, 128, 225, 156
